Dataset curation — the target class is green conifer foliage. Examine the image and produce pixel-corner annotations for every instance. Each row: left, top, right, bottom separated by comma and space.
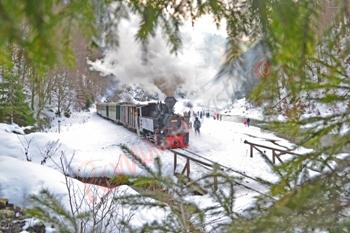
0, 73, 34, 126
0, 0, 95, 70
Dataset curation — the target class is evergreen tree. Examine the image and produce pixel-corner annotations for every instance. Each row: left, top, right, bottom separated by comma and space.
0, 73, 34, 126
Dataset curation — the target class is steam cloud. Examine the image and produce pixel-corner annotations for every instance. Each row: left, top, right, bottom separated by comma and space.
89, 13, 227, 100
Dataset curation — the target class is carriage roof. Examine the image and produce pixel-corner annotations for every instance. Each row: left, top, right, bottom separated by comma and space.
96, 102, 151, 107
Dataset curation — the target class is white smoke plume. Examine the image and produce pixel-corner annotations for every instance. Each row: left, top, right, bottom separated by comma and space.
88, 12, 227, 100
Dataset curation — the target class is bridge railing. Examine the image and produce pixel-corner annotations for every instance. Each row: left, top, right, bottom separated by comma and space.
243, 140, 300, 166
170, 149, 218, 191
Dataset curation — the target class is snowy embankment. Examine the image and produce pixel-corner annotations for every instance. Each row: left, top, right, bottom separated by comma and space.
0, 156, 166, 228
0, 155, 85, 206
0, 106, 311, 226
0, 114, 169, 228
220, 98, 264, 120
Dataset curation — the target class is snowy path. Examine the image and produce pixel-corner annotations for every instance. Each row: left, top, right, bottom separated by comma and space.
186, 117, 306, 183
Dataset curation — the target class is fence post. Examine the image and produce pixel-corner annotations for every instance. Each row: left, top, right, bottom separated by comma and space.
272, 150, 275, 164
186, 158, 190, 177
213, 175, 218, 191
174, 152, 177, 175
250, 145, 253, 158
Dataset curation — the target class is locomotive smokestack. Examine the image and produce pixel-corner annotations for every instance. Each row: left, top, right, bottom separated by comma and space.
164, 96, 177, 113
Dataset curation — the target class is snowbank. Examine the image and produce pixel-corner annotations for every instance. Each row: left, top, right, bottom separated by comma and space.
0, 156, 167, 228
0, 156, 83, 207
0, 123, 25, 135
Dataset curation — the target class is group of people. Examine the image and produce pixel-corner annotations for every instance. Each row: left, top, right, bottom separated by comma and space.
184, 110, 252, 136
193, 111, 223, 121
192, 116, 251, 135
190, 110, 208, 119
213, 113, 223, 121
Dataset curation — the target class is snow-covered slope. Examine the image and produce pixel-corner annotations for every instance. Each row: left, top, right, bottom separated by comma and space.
0, 155, 84, 206
220, 98, 264, 120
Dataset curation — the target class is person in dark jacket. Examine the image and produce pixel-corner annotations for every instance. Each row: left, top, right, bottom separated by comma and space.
246, 118, 251, 127
193, 117, 201, 134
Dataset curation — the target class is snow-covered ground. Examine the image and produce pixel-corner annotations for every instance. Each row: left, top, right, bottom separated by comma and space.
0, 106, 311, 229
220, 98, 264, 120
175, 97, 264, 123
0, 113, 169, 229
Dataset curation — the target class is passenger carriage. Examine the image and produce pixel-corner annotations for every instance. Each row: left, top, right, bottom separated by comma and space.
96, 97, 189, 149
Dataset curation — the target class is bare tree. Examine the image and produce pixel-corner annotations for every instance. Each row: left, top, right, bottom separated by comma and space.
40, 139, 61, 165
17, 135, 33, 161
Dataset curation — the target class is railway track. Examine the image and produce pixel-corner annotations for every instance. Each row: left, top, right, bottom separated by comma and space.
170, 148, 273, 197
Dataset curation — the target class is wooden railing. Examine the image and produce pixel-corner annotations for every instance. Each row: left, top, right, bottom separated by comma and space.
170, 149, 218, 191
244, 140, 300, 165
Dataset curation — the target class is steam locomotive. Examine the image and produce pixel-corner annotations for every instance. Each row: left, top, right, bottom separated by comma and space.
96, 97, 189, 149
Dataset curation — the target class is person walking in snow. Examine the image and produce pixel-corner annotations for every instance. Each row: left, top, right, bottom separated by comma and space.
194, 117, 201, 135
246, 118, 251, 127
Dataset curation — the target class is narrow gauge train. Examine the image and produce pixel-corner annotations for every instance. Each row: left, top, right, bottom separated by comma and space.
96, 97, 189, 149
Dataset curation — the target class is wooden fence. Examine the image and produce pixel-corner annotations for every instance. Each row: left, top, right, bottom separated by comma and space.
170, 149, 218, 191
244, 140, 300, 165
